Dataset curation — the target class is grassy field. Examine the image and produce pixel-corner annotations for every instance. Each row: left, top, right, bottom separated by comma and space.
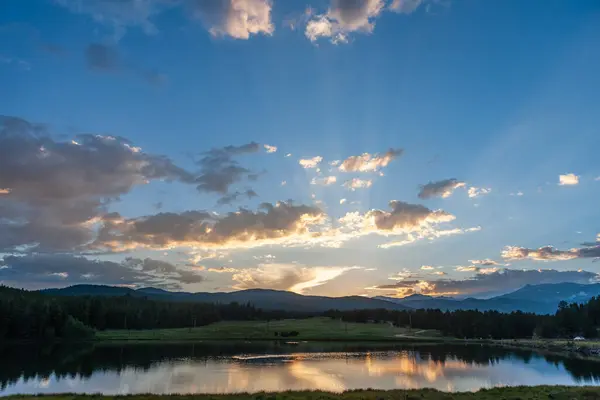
95, 317, 442, 342
6, 386, 600, 400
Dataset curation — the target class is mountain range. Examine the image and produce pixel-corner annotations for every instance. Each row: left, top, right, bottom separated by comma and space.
375, 283, 600, 314
40, 285, 411, 312
40, 282, 600, 314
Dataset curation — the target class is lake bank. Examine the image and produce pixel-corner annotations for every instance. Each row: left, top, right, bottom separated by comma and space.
5, 386, 600, 400
485, 338, 600, 358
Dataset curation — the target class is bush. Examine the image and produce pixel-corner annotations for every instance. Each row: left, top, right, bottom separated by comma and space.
62, 316, 95, 339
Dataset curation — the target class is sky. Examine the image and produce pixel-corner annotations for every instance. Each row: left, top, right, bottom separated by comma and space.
0, 0, 599, 299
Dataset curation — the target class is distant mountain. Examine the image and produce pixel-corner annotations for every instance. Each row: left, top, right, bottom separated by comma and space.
496, 283, 600, 304
38, 282, 600, 314
40, 285, 411, 312
375, 283, 600, 314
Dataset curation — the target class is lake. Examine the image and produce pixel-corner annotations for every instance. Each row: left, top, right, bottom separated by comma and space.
1, 342, 600, 395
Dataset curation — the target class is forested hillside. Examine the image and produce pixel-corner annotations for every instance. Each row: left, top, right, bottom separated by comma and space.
2, 285, 600, 341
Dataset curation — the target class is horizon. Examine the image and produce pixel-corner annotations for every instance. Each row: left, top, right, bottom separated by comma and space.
1, 0, 599, 300
7, 280, 598, 302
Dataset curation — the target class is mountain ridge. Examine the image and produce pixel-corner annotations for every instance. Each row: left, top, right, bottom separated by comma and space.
39, 282, 600, 314
40, 285, 411, 312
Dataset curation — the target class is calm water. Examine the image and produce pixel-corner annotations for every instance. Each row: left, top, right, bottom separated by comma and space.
1, 342, 600, 395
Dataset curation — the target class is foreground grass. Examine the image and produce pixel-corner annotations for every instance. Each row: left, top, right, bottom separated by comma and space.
95, 317, 442, 342
7, 387, 600, 400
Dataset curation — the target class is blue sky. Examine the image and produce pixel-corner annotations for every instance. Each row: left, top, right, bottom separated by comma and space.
0, 0, 599, 298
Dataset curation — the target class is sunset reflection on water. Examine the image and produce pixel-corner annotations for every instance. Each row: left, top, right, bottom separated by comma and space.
1, 346, 597, 395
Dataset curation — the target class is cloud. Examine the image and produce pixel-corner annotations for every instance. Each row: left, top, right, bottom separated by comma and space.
467, 186, 491, 198
502, 240, 600, 262
0, 254, 202, 289
84, 43, 167, 84
122, 257, 205, 284
371, 268, 599, 298
509, 191, 524, 196
332, 200, 468, 249
418, 179, 465, 199
311, 176, 337, 186
0, 115, 196, 252
339, 198, 347, 205
338, 148, 403, 172
304, 0, 384, 44
390, 0, 423, 13
367, 200, 455, 233
559, 173, 579, 186
299, 156, 323, 169
54, 0, 170, 41
263, 144, 277, 153
189, 0, 274, 39
0, 56, 31, 71
57, 0, 273, 41
232, 263, 360, 293
85, 43, 119, 70
470, 259, 502, 266
456, 265, 478, 272
216, 189, 258, 206
304, 0, 427, 44
195, 142, 260, 196
582, 234, 600, 247
378, 226, 481, 249
420, 265, 434, 270
92, 201, 326, 252
343, 178, 372, 190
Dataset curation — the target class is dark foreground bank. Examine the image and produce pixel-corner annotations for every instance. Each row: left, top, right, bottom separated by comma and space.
5, 387, 600, 400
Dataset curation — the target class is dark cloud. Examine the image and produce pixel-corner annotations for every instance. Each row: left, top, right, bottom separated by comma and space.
195, 142, 260, 200
92, 201, 325, 252
0, 115, 196, 252
502, 239, 600, 262
123, 257, 205, 284
367, 200, 454, 232
418, 179, 465, 199
84, 43, 167, 85
373, 268, 599, 298
85, 43, 119, 70
216, 189, 258, 206
0, 254, 202, 289
40, 43, 67, 56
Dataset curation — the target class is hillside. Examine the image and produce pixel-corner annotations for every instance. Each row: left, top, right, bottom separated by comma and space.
40, 285, 411, 312
39, 282, 600, 314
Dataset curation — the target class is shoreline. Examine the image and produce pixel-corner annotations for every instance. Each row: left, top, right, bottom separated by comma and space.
4, 386, 600, 400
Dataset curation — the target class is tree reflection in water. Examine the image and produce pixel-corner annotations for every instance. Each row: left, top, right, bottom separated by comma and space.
1, 342, 599, 394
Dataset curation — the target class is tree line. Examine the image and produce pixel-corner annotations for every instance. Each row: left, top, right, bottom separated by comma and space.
325, 297, 600, 339
1, 285, 599, 341
0, 285, 307, 340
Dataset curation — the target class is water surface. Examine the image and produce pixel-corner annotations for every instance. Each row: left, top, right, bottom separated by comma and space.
1, 342, 599, 395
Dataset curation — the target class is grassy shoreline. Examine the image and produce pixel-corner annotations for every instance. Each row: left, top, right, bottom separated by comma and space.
6, 387, 600, 400
95, 318, 443, 342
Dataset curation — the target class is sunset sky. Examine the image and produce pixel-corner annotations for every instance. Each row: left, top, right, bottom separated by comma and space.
1, 0, 599, 298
